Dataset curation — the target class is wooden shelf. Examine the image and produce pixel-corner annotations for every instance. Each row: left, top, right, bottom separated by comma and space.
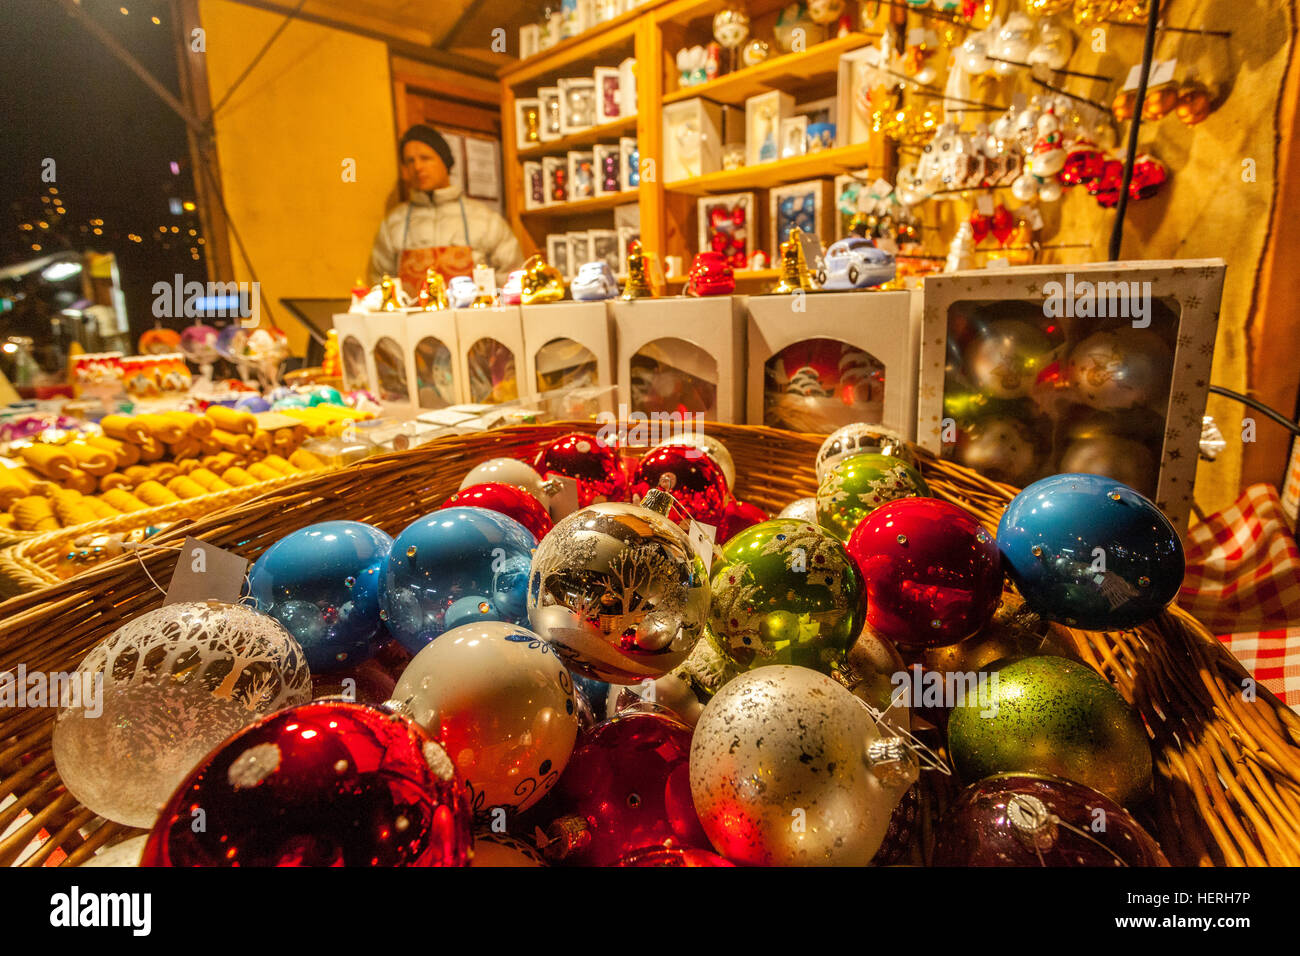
518, 116, 638, 159
666, 267, 779, 284
663, 32, 875, 107
500, 12, 642, 89
521, 190, 640, 219
665, 141, 879, 195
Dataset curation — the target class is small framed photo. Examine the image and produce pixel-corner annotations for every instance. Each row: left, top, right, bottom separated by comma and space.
546, 234, 570, 278
559, 77, 596, 135
538, 87, 562, 142
542, 155, 567, 205
568, 151, 596, 201
619, 137, 639, 191
595, 66, 622, 125
514, 98, 541, 151
780, 116, 808, 159
523, 161, 545, 210
594, 143, 622, 195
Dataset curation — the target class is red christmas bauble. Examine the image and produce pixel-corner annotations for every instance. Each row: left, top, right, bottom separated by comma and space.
969, 211, 991, 244
732, 206, 747, 227
532, 432, 628, 508
630, 445, 729, 526
1060, 147, 1106, 187
141, 701, 472, 867
710, 232, 729, 254
870, 784, 919, 866
441, 482, 553, 540
615, 846, 734, 866
847, 498, 1003, 647
933, 773, 1169, 866
540, 712, 711, 866
717, 498, 768, 544
990, 204, 1015, 246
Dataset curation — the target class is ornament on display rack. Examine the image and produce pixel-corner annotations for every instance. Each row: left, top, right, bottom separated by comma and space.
52, 601, 312, 828
815, 451, 931, 541
712, 8, 750, 73
676, 46, 709, 88
933, 773, 1169, 866
807, 0, 845, 24
418, 268, 449, 310
774, 3, 826, 51
847, 498, 1003, 647
532, 431, 628, 507
1027, 17, 1074, 70
379, 274, 404, 312
964, 317, 1053, 398
520, 254, 566, 305
378, 507, 537, 654
996, 473, 1185, 630
769, 225, 817, 294
690, 665, 919, 866
990, 12, 1035, 76
708, 518, 864, 672
1176, 80, 1216, 125
686, 252, 737, 296
742, 38, 771, 67
630, 444, 730, 526
246, 520, 393, 674
141, 701, 473, 866
948, 655, 1154, 805
447, 275, 478, 308
389, 621, 578, 815
460, 457, 551, 502
527, 490, 711, 684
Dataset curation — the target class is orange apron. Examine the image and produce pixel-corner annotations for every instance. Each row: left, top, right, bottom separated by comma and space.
396, 196, 475, 296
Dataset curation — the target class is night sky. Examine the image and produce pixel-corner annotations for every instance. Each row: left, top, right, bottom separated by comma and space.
0, 0, 207, 334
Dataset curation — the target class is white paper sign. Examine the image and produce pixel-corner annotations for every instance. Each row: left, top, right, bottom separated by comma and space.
473, 265, 497, 297
165, 537, 248, 606
1124, 58, 1177, 91
465, 137, 500, 201
687, 520, 717, 574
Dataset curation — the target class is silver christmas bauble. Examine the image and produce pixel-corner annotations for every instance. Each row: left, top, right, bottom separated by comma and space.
778, 496, 819, 523
1059, 435, 1157, 498
690, 665, 916, 866
964, 318, 1053, 399
52, 601, 311, 828
1066, 328, 1172, 411
528, 499, 710, 684
816, 422, 915, 480
651, 431, 736, 490
956, 416, 1039, 485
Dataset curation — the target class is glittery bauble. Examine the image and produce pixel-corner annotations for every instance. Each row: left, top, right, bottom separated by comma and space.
141, 701, 472, 866
815, 422, 916, 480
1066, 328, 1172, 411
616, 847, 734, 866
778, 496, 818, 522
1058, 435, 1157, 499
708, 519, 863, 672
997, 473, 1184, 630
247, 520, 392, 674
847, 499, 1002, 647
955, 415, 1039, 485
471, 831, 546, 866
52, 601, 311, 828
816, 453, 931, 541
650, 433, 736, 490
379, 507, 537, 654
933, 773, 1168, 866
948, 656, 1153, 804
527, 501, 710, 683
717, 498, 768, 544
442, 482, 553, 540
461, 457, 548, 501
630, 445, 729, 526
690, 665, 917, 866
390, 622, 577, 814
541, 712, 710, 866
964, 318, 1052, 398
533, 432, 628, 507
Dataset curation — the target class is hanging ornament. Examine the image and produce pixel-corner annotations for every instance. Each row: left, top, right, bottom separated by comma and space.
717, 498, 768, 544
816, 452, 931, 541
847, 498, 1003, 647
650, 433, 735, 490
472, 831, 547, 866
1128, 153, 1168, 200
460, 457, 549, 501
527, 491, 710, 683
990, 202, 1016, 245
1176, 81, 1215, 125
1141, 83, 1178, 121
539, 712, 711, 866
247, 520, 392, 674
807, 0, 845, 24
690, 665, 918, 866
741, 37, 771, 67
964, 317, 1053, 399
991, 12, 1035, 77
1066, 327, 1172, 410
141, 701, 473, 866
777, 496, 819, 523
532, 432, 628, 508
441, 482, 553, 540
616, 846, 734, 866
708, 518, 864, 672
389, 621, 577, 815
52, 601, 311, 828
1027, 18, 1073, 71
379, 507, 537, 654
948, 656, 1154, 804
630, 444, 729, 526
815, 422, 916, 480
997, 473, 1184, 630
935, 773, 1168, 865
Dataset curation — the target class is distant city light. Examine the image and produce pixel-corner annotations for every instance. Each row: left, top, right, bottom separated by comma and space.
169, 198, 183, 215
170, 161, 180, 175
42, 261, 82, 282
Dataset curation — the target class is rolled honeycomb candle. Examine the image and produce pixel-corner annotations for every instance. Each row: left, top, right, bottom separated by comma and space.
138, 437, 165, 462
100, 414, 149, 444
87, 434, 139, 468
212, 429, 253, 455
187, 468, 232, 492
134, 414, 186, 444
205, 405, 257, 436
220, 467, 256, 487
246, 462, 281, 482
65, 442, 116, 477
165, 475, 209, 499
65, 469, 99, 495
19, 444, 76, 481
83, 497, 121, 521
101, 488, 149, 512
134, 481, 181, 507
13, 495, 59, 531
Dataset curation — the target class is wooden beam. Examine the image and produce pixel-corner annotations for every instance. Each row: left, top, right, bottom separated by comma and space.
391, 57, 500, 106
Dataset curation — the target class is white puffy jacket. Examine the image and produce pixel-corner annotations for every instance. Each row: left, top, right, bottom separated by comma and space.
369, 183, 523, 285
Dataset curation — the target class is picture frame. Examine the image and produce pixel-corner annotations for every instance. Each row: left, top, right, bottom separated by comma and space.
567, 231, 593, 274
769, 179, 832, 259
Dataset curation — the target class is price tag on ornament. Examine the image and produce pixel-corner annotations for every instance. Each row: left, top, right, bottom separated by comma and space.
1124, 58, 1177, 91
686, 519, 717, 574
164, 537, 249, 606
976, 193, 995, 216
546, 474, 580, 521
472, 265, 497, 299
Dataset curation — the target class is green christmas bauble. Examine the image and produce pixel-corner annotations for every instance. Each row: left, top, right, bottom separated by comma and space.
815, 452, 930, 541
947, 656, 1153, 805
708, 519, 864, 673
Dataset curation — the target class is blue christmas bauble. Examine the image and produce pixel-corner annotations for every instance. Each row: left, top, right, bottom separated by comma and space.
247, 520, 393, 673
996, 473, 1184, 630
234, 394, 271, 413
308, 386, 343, 407
380, 507, 536, 654
272, 393, 311, 410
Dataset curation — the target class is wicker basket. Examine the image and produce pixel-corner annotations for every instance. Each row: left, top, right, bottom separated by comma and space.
1, 421, 1298, 867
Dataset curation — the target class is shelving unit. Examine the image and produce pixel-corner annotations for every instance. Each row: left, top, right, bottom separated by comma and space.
498, 0, 901, 275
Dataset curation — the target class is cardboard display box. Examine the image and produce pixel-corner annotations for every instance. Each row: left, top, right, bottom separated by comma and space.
521, 301, 616, 414
454, 306, 526, 405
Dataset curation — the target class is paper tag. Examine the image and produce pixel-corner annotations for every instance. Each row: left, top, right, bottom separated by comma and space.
165, 537, 249, 606
547, 474, 580, 520
1028, 207, 1045, 230
1124, 58, 1177, 91
417, 409, 478, 426
686, 520, 717, 574
976, 193, 994, 215
985, 256, 1010, 270
472, 265, 497, 297
907, 27, 927, 46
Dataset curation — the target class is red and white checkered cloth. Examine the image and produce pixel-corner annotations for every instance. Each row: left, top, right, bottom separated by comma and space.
1177, 483, 1300, 709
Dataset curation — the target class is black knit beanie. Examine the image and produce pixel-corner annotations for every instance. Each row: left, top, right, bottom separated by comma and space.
400, 124, 455, 171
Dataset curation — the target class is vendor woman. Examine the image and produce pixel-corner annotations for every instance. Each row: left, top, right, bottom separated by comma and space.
369, 124, 523, 294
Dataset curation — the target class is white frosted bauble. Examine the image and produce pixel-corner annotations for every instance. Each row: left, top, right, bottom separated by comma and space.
460, 458, 548, 500
778, 496, 819, 523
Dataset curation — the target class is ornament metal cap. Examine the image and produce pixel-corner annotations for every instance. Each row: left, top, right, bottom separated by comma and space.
541, 815, 592, 861
865, 736, 919, 787
1006, 792, 1059, 851
640, 488, 675, 517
